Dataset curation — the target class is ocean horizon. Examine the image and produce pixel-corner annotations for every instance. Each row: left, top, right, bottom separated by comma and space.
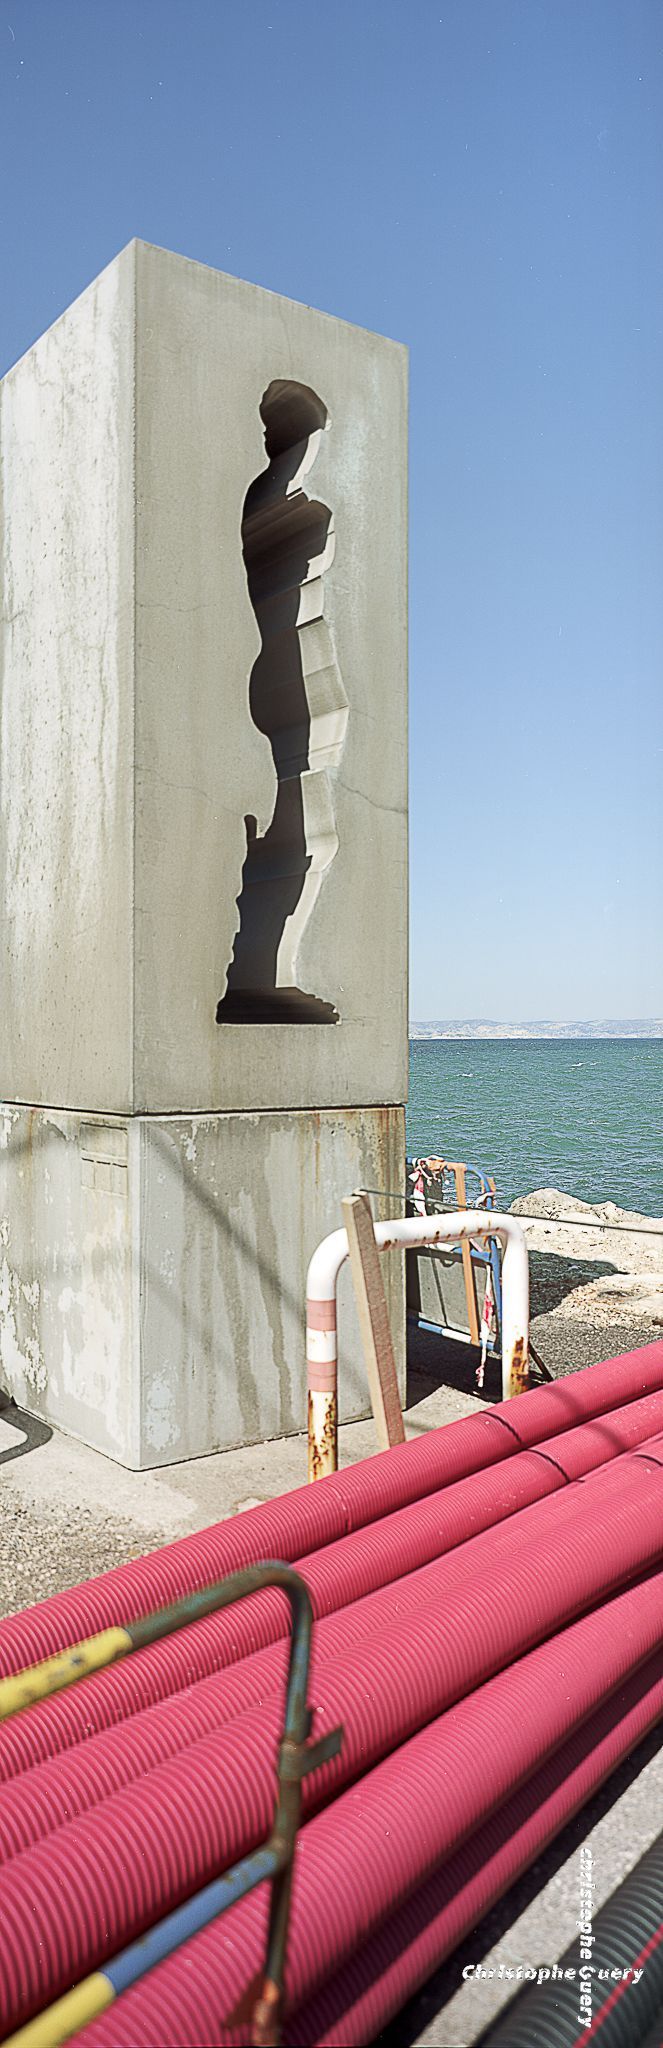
409, 1020, 663, 1041
406, 1036, 663, 1216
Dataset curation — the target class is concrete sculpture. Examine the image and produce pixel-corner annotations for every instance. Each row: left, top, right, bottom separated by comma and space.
0, 242, 408, 1465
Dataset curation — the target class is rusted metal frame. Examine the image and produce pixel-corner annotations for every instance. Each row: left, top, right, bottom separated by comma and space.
370, 1164, 497, 1209
306, 1209, 530, 1478
485, 1175, 503, 1340
3, 1564, 343, 2048
403, 1163, 503, 1351
453, 1163, 481, 1345
307, 1227, 347, 1481
252, 1570, 342, 2045
0, 1562, 313, 1723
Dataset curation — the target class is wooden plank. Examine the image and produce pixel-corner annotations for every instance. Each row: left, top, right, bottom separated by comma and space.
454, 1163, 481, 1346
342, 1193, 405, 1450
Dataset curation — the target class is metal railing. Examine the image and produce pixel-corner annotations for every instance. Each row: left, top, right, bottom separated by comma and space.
306, 1209, 530, 1480
3, 1564, 342, 2048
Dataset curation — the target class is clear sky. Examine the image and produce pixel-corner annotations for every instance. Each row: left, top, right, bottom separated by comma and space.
1, 0, 661, 1021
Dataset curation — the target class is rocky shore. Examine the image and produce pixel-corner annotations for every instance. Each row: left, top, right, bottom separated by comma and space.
510, 1187, 663, 1376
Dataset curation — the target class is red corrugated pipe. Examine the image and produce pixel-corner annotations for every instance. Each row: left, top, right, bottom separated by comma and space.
77, 1634, 663, 2048
3, 1449, 663, 2029
1, 1342, 661, 1680
1, 1388, 661, 1793
288, 1649, 663, 2047
0, 1388, 660, 1820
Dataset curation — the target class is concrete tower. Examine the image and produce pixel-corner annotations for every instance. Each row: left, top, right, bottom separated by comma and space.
0, 243, 408, 1465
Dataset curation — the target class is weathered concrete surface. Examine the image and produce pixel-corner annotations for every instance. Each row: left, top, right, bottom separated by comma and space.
0, 247, 135, 1111
1, 245, 408, 1461
1, 240, 408, 1116
0, 1101, 404, 1466
134, 243, 408, 1113
0, 1106, 135, 1462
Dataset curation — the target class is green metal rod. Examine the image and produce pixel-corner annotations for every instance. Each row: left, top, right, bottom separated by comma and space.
3, 1563, 341, 2048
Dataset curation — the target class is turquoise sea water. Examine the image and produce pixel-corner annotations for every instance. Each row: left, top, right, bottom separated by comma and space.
406, 1039, 663, 1216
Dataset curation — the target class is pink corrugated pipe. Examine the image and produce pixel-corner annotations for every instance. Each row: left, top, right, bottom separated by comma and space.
77, 1627, 663, 2048
3, 1445, 663, 2031
2, 1342, 662, 1682
1, 1390, 661, 1800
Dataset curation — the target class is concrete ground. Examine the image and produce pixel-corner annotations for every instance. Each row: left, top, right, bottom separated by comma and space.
2, 1316, 662, 2046
377, 1718, 663, 2046
0, 1339, 481, 1620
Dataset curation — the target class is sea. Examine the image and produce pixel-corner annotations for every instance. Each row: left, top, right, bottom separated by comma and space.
407, 1038, 663, 1217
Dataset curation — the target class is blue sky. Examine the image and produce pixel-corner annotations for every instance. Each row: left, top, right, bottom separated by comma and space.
1, 0, 661, 1021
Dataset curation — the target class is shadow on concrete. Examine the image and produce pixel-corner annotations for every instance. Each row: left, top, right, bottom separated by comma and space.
0, 1398, 52, 1465
528, 1248, 617, 1317
406, 1318, 501, 1409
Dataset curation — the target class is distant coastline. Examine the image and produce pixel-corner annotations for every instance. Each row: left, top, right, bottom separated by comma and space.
409, 1020, 663, 1041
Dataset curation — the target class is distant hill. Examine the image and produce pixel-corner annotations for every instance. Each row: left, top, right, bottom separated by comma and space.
410, 1020, 663, 1040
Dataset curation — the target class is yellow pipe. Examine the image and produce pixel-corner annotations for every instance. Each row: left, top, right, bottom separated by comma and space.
0, 1628, 131, 1722
5, 1974, 114, 2048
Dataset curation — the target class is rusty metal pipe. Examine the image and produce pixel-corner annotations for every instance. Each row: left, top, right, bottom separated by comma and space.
306, 1211, 529, 1477
1, 1564, 342, 2048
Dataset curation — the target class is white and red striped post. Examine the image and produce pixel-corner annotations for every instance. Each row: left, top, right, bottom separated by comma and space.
306, 1211, 530, 1480
306, 1226, 346, 1480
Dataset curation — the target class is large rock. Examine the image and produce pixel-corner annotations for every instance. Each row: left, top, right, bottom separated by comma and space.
511, 1188, 663, 1328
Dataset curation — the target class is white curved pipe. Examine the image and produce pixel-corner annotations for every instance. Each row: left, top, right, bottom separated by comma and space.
306, 1211, 530, 1479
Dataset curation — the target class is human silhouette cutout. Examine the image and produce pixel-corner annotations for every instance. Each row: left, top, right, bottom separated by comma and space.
217, 381, 347, 1023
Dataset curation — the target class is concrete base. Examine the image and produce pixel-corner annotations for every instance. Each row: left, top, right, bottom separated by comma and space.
0, 1103, 404, 1468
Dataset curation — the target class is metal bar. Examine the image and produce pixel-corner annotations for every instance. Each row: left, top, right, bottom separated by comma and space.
0, 1561, 311, 1725
258, 1566, 315, 2047
362, 1190, 663, 1240
8, 1842, 290, 2048
3, 1564, 341, 2048
454, 1165, 481, 1345
307, 1234, 345, 1481
0, 1629, 131, 1722
490, 1236, 503, 1340
306, 1209, 530, 1475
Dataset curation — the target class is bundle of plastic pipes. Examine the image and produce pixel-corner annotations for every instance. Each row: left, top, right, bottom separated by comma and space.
3, 1340, 663, 2048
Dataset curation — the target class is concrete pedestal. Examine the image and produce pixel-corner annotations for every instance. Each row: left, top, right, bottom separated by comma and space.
0, 244, 408, 1464
0, 242, 407, 1116
0, 1103, 404, 1468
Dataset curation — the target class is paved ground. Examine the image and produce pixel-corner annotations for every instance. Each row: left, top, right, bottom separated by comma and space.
377, 1723, 663, 2045
0, 1341, 482, 1619
1, 1311, 662, 2045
